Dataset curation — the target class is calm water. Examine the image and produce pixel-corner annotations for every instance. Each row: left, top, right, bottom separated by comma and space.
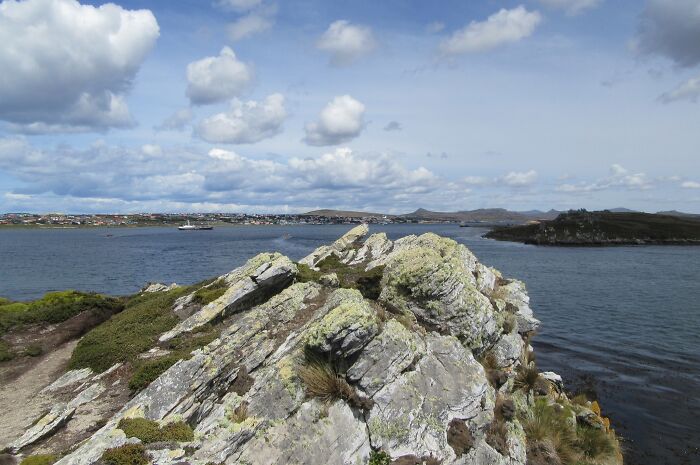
1, 224, 698, 465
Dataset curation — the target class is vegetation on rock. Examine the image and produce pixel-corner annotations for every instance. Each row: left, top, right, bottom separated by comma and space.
117, 418, 194, 443
19, 455, 58, 465
101, 444, 149, 465
368, 450, 391, 465
191, 279, 228, 305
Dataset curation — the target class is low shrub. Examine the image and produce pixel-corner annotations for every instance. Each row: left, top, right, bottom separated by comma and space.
368, 450, 391, 465
101, 444, 149, 465
24, 343, 43, 357
0, 339, 13, 362
69, 285, 194, 372
0, 291, 123, 336
117, 418, 194, 443
19, 455, 57, 465
315, 255, 385, 299
128, 355, 181, 392
576, 425, 619, 461
295, 263, 322, 283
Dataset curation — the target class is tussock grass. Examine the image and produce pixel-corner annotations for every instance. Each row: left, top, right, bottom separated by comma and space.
514, 364, 541, 392
298, 358, 355, 403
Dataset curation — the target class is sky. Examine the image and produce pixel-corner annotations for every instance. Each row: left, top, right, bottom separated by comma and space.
0, 0, 699, 214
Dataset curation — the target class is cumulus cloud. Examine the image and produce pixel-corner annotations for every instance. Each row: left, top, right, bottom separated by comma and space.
439, 6, 542, 55
634, 0, 700, 67
227, 3, 276, 41
316, 20, 376, 66
426, 21, 445, 33
499, 170, 538, 187
384, 121, 402, 131
659, 75, 700, 103
537, 0, 601, 16
196, 93, 287, 144
0, 138, 453, 212
304, 95, 366, 146
682, 181, 700, 189
556, 164, 652, 192
0, 0, 159, 133
155, 108, 194, 131
186, 47, 253, 105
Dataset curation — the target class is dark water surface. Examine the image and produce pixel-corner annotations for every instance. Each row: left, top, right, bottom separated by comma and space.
1, 224, 698, 464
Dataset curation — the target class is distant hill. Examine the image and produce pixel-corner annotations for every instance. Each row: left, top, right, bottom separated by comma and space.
303, 209, 390, 219
485, 210, 700, 246
656, 210, 700, 219
402, 208, 558, 223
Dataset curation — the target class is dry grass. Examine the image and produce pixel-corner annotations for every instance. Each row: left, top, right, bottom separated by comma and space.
514, 365, 541, 392
298, 358, 355, 403
229, 401, 248, 423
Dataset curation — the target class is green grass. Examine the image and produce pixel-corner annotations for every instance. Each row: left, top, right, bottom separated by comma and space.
69, 285, 195, 372
117, 418, 194, 443
368, 450, 391, 465
296, 263, 322, 283
191, 279, 228, 305
315, 255, 385, 299
0, 291, 123, 336
101, 444, 149, 465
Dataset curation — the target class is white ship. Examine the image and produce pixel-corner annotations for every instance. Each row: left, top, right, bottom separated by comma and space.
178, 220, 213, 231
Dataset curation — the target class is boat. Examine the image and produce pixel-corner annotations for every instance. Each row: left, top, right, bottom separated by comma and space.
178, 220, 213, 231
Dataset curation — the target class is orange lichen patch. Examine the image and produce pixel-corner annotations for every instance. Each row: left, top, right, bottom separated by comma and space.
591, 400, 601, 416
602, 416, 611, 430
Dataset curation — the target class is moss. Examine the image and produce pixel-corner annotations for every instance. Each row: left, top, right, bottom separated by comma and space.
0, 291, 124, 336
192, 279, 228, 306
128, 355, 181, 392
19, 455, 58, 465
101, 444, 149, 465
118, 417, 194, 443
296, 263, 322, 283
69, 285, 196, 372
368, 450, 391, 465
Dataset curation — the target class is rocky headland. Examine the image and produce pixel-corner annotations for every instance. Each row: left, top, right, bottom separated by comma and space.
486, 210, 700, 246
1, 226, 623, 465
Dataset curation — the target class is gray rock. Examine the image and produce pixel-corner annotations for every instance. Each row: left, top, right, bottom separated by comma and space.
299, 224, 368, 268
490, 333, 525, 369
160, 253, 296, 341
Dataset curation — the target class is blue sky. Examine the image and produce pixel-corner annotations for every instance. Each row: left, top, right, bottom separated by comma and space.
0, 0, 699, 213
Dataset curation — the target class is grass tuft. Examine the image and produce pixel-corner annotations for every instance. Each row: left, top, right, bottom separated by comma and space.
368, 450, 391, 465
514, 365, 541, 392
298, 358, 355, 403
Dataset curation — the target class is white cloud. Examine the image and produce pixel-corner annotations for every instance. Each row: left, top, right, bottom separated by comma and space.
499, 170, 538, 187
556, 164, 653, 192
196, 93, 287, 144
214, 0, 262, 12
0, 0, 159, 132
141, 144, 162, 156
155, 108, 194, 131
316, 20, 376, 66
426, 21, 445, 34
186, 47, 253, 105
464, 176, 489, 186
682, 181, 700, 189
226, 3, 276, 41
537, 0, 602, 16
659, 75, 700, 103
634, 0, 700, 67
439, 6, 542, 55
304, 95, 366, 146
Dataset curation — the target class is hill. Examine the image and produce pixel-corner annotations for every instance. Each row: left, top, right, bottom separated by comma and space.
402, 208, 558, 223
303, 209, 390, 218
486, 210, 700, 245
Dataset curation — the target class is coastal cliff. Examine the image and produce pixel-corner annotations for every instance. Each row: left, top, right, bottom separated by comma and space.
1, 227, 623, 465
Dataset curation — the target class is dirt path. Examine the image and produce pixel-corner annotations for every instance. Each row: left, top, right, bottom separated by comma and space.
0, 340, 77, 450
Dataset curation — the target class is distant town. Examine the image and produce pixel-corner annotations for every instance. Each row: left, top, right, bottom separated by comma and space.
0, 212, 403, 227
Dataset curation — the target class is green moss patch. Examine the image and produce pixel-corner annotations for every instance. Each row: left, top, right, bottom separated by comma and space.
101, 444, 149, 465
117, 418, 194, 443
314, 255, 384, 299
19, 455, 58, 465
192, 279, 228, 306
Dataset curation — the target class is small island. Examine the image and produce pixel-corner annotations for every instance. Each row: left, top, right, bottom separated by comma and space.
485, 210, 700, 246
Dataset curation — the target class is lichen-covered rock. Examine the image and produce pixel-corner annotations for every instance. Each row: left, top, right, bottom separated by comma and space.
493, 280, 540, 334
379, 233, 499, 352
367, 334, 491, 461
304, 291, 378, 357
349, 232, 393, 268
160, 253, 297, 341
299, 224, 368, 268
489, 332, 525, 369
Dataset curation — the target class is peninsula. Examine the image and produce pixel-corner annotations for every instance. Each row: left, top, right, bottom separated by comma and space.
485, 210, 700, 246
0, 227, 622, 465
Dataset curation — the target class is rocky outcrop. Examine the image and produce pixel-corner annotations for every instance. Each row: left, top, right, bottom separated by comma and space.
8, 227, 622, 465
